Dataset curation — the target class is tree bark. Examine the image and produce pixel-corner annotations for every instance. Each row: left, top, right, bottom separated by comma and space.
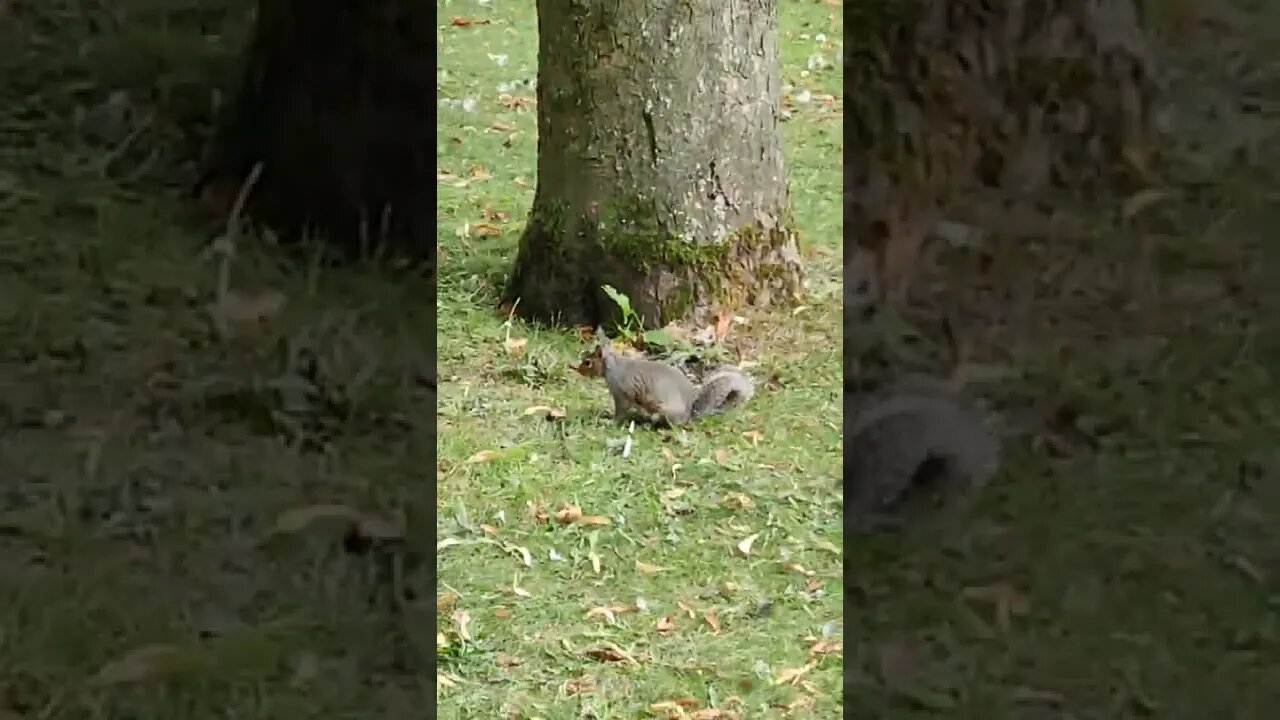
504, 0, 804, 328
198, 0, 434, 262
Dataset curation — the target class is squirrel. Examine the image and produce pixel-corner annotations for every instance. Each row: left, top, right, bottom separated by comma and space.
844, 373, 1000, 532
571, 337, 755, 427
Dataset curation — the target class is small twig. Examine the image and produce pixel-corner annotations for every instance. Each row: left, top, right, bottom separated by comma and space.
213, 162, 264, 302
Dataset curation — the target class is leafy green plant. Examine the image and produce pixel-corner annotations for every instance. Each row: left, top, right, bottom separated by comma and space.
600, 283, 676, 350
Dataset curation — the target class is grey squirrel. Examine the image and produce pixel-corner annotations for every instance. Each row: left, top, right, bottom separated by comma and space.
571, 338, 754, 426
844, 373, 1000, 532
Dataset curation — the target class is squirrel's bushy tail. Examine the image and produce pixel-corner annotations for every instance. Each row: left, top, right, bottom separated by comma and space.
691, 369, 755, 419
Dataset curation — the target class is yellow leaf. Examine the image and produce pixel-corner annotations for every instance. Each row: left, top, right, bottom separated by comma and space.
735, 532, 761, 556
578, 515, 612, 526
635, 560, 665, 574
466, 449, 501, 464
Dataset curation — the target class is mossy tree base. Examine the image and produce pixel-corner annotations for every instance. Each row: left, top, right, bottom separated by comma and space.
503, 0, 804, 328
197, 0, 435, 263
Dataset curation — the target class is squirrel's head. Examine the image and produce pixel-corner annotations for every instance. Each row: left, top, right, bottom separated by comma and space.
569, 345, 606, 377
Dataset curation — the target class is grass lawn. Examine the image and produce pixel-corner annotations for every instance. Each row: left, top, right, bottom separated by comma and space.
842, 4, 1280, 718
436, 2, 844, 718
1, 2, 436, 718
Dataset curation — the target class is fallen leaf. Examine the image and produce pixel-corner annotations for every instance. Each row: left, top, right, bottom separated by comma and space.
495, 652, 523, 668
703, 609, 721, 634
473, 222, 502, 237
492, 606, 511, 619
437, 672, 458, 689
466, 449, 502, 464
503, 336, 527, 354
554, 503, 583, 524
478, 524, 498, 536
735, 532, 761, 556
505, 544, 533, 567
809, 639, 843, 656
635, 560, 665, 574
656, 616, 675, 635
578, 515, 612, 526
775, 661, 815, 685
723, 492, 753, 510
563, 676, 596, 694
490, 121, 515, 132
451, 610, 472, 642
741, 430, 764, 444
585, 604, 635, 623
449, 16, 491, 27
584, 644, 637, 664
90, 644, 205, 685
713, 313, 733, 339
523, 405, 567, 418
714, 448, 732, 465
436, 592, 460, 612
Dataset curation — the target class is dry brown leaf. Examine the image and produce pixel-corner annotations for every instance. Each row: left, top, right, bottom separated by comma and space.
656, 615, 675, 636
584, 644, 637, 664
490, 121, 515, 132
448, 16, 491, 27
635, 560, 665, 574
809, 639, 843, 656
90, 644, 205, 685
527, 500, 549, 523
585, 604, 635, 623
578, 515, 612, 526
676, 601, 697, 619
703, 609, 721, 635
563, 675, 596, 695
774, 661, 815, 686
478, 524, 498, 536
473, 222, 502, 237
436, 592, 460, 613
523, 405, 567, 418
714, 448, 732, 465
661, 487, 687, 501
554, 503, 583, 524
492, 606, 511, 619
782, 562, 812, 576
503, 336, 527, 354
437, 672, 459, 688
713, 313, 733, 340
466, 449, 501, 464
466, 164, 490, 178
741, 430, 764, 444
451, 610, 472, 642
723, 492, 753, 510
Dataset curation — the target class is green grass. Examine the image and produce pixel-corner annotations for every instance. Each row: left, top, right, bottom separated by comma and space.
435, 1, 843, 718
1, 2, 436, 718
842, 5, 1280, 718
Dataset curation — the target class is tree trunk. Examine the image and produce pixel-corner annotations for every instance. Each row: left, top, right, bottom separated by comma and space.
504, 0, 804, 328
197, 0, 434, 262
844, 0, 1156, 305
